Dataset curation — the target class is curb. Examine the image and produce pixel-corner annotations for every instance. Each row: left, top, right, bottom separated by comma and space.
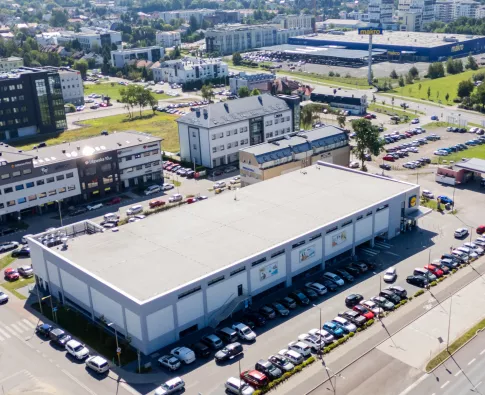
303, 262, 485, 394
426, 327, 485, 373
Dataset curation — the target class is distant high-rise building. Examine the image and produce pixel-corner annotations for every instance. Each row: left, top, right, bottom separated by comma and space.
368, 0, 394, 25
398, 0, 435, 31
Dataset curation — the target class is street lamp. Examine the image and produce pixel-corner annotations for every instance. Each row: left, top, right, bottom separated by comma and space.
55, 200, 63, 227
313, 304, 323, 358
108, 322, 121, 367
41, 295, 57, 323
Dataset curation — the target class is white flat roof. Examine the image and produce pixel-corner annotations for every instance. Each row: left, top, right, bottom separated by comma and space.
53, 164, 415, 302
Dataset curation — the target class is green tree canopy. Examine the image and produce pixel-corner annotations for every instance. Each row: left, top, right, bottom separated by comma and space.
457, 80, 475, 98
73, 60, 88, 79
232, 52, 242, 66
351, 119, 384, 170
238, 86, 250, 98
201, 84, 215, 102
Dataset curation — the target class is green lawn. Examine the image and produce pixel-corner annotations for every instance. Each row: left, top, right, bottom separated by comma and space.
1, 276, 34, 300
84, 83, 170, 102
0, 253, 16, 269
432, 143, 485, 164
368, 103, 422, 119
388, 69, 480, 105
13, 112, 181, 153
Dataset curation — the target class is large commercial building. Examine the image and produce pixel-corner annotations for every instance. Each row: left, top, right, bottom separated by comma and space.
0, 131, 162, 221
40, 67, 84, 106
111, 46, 164, 68
0, 56, 23, 73
229, 72, 276, 95
36, 30, 122, 52
239, 126, 350, 186
176, 94, 300, 168
152, 58, 228, 84
288, 31, 485, 62
28, 163, 429, 354
310, 91, 368, 115
205, 24, 311, 55
0, 67, 67, 141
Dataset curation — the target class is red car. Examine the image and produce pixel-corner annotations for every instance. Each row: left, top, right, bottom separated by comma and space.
149, 199, 165, 209
364, 114, 373, 120
106, 197, 122, 205
383, 155, 395, 162
4, 268, 19, 281
352, 305, 375, 320
477, 225, 485, 235
240, 370, 269, 388
99, 103, 108, 107
186, 197, 197, 204
424, 264, 444, 277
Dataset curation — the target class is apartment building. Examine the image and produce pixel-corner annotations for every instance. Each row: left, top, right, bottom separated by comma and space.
152, 58, 228, 84
0, 57, 23, 73
368, 0, 394, 25
39, 67, 84, 105
177, 94, 297, 168
37, 30, 122, 52
435, 0, 479, 21
205, 24, 310, 55
453, 0, 479, 18
229, 72, 276, 95
155, 31, 181, 47
111, 46, 164, 68
272, 14, 314, 30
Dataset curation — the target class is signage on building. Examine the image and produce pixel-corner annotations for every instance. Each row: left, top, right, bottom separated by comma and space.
408, 195, 417, 208
11, 160, 31, 168
331, 230, 347, 247
84, 156, 113, 165
41, 167, 49, 174
451, 44, 464, 53
358, 28, 383, 35
242, 166, 255, 173
259, 262, 279, 281
388, 51, 400, 56
144, 143, 159, 149
299, 245, 316, 263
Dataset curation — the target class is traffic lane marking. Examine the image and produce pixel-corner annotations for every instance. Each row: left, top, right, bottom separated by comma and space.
440, 380, 450, 389
468, 358, 476, 366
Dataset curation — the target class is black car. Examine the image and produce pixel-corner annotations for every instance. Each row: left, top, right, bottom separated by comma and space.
440, 258, 459, 270
279, 296, 297, 309
380, 164, 391, 170
271, 302, 290, 316
359, 258, 377, 270
255, 359, 283, 380
69, 208, 87, 216
319, 279, 338, 292
49, 328, 72, 347
335, 269, 354, 282
441, 253, 463, 264
338, 310, 367, 327
289, 291, 310, 306
379, 290, 401, 304
214, 342, 243, 362
406, 275, 428, 288
302, 287, 319, 300
191, 341, 211, 358
345, 293, 364, 307
344, 266, 360, 277
259, 305, 276, 319
348, 262, 368, 273
243, 311, 266, 327
11, 248, 30, 258
385, 286, 407, 299
36, 323, 53, 337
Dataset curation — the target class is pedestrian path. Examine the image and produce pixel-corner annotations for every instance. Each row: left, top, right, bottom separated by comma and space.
0, 318, 36, 341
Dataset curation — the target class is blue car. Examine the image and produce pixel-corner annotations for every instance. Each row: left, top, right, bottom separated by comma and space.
466, 140, 478, 146
438, 195, 453, 205
431, 115, 439, 120
323, 322, 345, 338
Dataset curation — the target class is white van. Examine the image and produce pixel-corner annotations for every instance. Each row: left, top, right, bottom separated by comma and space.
213, 181, 226, 189
225, 377, 255, 395
126, 205, 143, 215
103, 213, 119, 221
170, 346, 196, 364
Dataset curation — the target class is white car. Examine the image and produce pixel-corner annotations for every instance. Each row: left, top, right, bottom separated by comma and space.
168, 193, 183, 203
454, 228, 469, 238
322, 272, 345, 286
144, 185, 161, 195
403, 163, 415, 169
297, 333, 325, 351
232, 322, 256, 341
349, 161, 359, 169
128, 214, 146, 223
305, 282, 327, 295
66, 339, 89, 360
278, 349, 304, 365
475, 237, 485, 247
158, 354, 181, 371
230, 176, 241, 184
456, 246, 478, 260
360, 300, 383, 315
463, 242, 484, 255
308, 328, 335, 344
422, 190, 434, 199
126, 205, 143, 215
162, 183, 175, 191
0, 241, 19, 252
0, 291, 8, 304
86, 203, 103, 211
170, 347, 196, 364
85, 356, 109, 373
287, 341, 311, 357
155, 377, 185, 395
213, 181, 226, 189
383, 267, 397, 283
332, 316, 357, 333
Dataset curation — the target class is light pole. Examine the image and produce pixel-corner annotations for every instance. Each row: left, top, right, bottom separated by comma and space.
42, 295, 56, 323
446, 296, 453, 352
56, 200, 63, 227
238, 358, 242, 395
313, 304, 322, 358
108, 322, 121, 367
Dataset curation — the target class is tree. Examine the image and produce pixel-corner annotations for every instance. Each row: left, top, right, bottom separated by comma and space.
189, 15, 199, 33
466, 54, 479, 70
119, 84, 140, 119
398, 75, 405, 88
405, 73, 413, 85
201, 84, 215, 102
427, 62, 445, 79
427, 86, 431, 99
238, 86, 250, 98
457, 80, 475, 98
337, 114, 346, 128
418, 83, 422, 92
351, 119, 384, 170
250, 88, 261, 96
472, 83, 485, 110
169, 46, 181, 60
409, 66, 419, 79
232, 52, 242, 66
445, 92, 450, 102
300, 103, 323, 129
73, 60, 88, 79
50, 9, 68, 27
390, 69, 398, 79
138, 88, 157, 116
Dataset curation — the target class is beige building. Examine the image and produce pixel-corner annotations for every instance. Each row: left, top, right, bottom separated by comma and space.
0, 56, 23, 73
239, 126, 350, 186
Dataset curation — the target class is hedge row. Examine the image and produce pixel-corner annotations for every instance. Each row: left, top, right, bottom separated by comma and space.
253, 356, 316, 395
117, 201, 188, 227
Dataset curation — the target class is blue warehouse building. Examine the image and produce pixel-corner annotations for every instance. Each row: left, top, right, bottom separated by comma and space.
289, 31, 485, 62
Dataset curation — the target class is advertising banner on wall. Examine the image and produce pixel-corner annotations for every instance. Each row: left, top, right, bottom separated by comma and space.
299, 245, 316, 263
259, 262, 279, 281
331, 230, 347, 247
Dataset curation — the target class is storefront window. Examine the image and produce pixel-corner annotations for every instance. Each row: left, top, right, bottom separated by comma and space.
38, 192, 47, 199
87, 178, 98, 188
103, 175, 113, 184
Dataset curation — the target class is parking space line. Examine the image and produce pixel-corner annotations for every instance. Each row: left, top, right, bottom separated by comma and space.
455, 370, 462, 377
0, 369, 27, 384
61, 369, 98, 395
10, 323, 23, 334
0, 334, 4, 341
468, 358, 476, 366
480, 349, 485, 355
0, 328, 10, 338
440, 380, 450, 389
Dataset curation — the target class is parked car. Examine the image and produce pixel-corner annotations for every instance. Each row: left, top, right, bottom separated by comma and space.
255, 359, 283, 380
0, 291, 8, 304
302, 286, 319, 300
321, 272, 344, 286
215, 342, 244, 362
422, 190, 434, 199
320, 278, 338, 292
169, 193, 183, 203
338, 310, 367, 327
170, 347, 196, 364
149, 199, 165, 209
352, 305, 375, 320
216, 327, 239, 343
334, 269, 354, 282
162, 183, 175, 191
126, 205, 143, 215
201, 334, 223, 350
243, 312, 266, 327
379, 290, 401, 304
297, 333, 325, 352
232, 323, 256, 341
385, 285, 407, 299
271, 302, 290, 316
85, 356, 109, 374
240, 370, 269, 388
345, 293, 364, 307
383, 267, 397, 283
0, 241, 19, 252
305, 282, 328, 295
154, 377, 185, 395
424, 264, 444, 277
278, 349, 304, 365
66, 339, 89, 360
307, 328, 335, 344
36, 323, 53, 337
268, 354, 295, 372
454, 227, 468, 238
225, 377, 255, 395
289, 291, 310, 306
259, 305, 276, 319
4, 268, 19, 281
12, 248, 30, 258
322, 322, 345, 338
438, 196, 454, 205
406, 275, 428, 288
49, 328, 72, 348
331, 316, 357, 333
190, 341, 211, 358
86, 203, 103, 211
360, 300, 383, 315
279, 296, 297, 309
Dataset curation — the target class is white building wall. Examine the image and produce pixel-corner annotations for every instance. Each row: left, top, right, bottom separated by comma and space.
206, 271, 248, 313
90, 288, 124, 328
59, 269, 90, 307
0, 57, 23, 72
355, 216, 373, 243
291, 241, 323, 272
176, 292, 204, 327
125, 308, 143, 341
250, 254, 287, 293
146, 306, 175, 341
46, 260, 61, 287
117, 142, 162, 186
59, 70, 84, 105
374, 208, 390, 233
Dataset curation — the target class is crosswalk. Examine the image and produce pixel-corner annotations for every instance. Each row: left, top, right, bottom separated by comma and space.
358, 240, 392, 256
0, 319, 35, 341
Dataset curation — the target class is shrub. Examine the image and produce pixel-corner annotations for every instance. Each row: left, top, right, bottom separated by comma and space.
452, 269, 457, 274
349, 332, 355, 337
408, 296, 413, 301
366, 319, 375, 327
328, 71, 335, 77
357, 327, 362, 332
414, 290, 425, 297
430, 281, 437, 287
335, 72, 340, 77
324, 346, 330, 353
